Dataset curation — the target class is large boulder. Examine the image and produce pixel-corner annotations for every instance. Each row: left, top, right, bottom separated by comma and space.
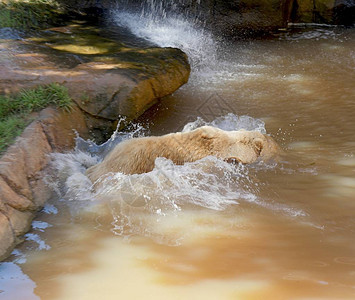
0, 23, 190, 124
65, 47, 190, 121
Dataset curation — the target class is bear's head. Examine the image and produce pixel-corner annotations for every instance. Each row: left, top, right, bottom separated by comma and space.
223, 130, 282, 165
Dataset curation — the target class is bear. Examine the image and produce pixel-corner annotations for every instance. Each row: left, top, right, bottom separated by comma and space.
86, 126, 282, 183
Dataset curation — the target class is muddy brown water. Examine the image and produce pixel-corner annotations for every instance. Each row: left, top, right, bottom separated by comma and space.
1, 27, 355, 300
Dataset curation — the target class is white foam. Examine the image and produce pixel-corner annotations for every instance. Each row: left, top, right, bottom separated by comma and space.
24, 233, 51, 251
98, 156, 248, 211
32, 221, 52, 232
42, 203, 58, 215
10, 249, 27, 265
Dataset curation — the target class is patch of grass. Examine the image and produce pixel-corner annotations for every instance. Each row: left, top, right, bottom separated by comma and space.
0, 115, 26, 153
0, 83, 73, 154
0, 0, 66, 30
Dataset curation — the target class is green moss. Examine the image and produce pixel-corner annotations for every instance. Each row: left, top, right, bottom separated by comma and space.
0, 0, 66, 30
0, 83, 73, 154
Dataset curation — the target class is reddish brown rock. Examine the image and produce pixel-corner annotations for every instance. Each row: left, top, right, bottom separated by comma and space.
38, 106, 89, 151
66, 48, 190, 121
0, 212, 15, 261
0, 107, 90, 260
2, 205, 34, 237
18, 121, 52, 178
0, 149, 33, 200
0, 178, 37, 211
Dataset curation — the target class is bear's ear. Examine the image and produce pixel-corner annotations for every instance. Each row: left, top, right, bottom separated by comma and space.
224, 157, 242, 165
254, 138, 264, 155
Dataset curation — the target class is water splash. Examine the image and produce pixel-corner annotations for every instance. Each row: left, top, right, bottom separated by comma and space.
105, 156, 253, 245
98, 156, 250, 211
47, 114, 310, 244
110, 1, 268, 90
112, 1, 217, 72
47, 150, 99, 202
31, 221, 52, 232
74, 118, 147, 159
182, 113, 266, 133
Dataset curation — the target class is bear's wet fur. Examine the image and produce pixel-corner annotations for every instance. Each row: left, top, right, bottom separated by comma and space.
87, 126, 281, 182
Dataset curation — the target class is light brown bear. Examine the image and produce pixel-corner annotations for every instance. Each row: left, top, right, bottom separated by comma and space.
86, 126, 281, 182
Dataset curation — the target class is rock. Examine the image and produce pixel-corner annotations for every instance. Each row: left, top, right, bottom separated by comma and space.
38, 106, 89, 151
175, 0, 355, 35
0, 106, 90, 261
199, 0, 286, 36
0, 151, 34, 200
0, 212, 15, 261
0, 178, 37, 211
68, 48, 190, 121
0, 24, 190, 123
0, 121, 52, 200
333, 0, 355, 25
17, 122, 52, 178
1, 205, 33, 237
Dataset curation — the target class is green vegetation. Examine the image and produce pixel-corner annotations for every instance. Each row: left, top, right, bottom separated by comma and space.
0, 83, 72, 153
0, 0, 66, 30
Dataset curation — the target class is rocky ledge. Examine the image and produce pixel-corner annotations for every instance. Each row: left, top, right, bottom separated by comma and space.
0, 107, 89, 260
0, 24, 190, 260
